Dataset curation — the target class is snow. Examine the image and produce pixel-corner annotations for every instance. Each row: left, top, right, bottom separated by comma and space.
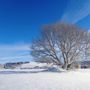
20, 62, 48, 69
0, 69, 90, 90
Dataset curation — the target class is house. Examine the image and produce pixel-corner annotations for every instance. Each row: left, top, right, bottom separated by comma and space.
70, 60, 90, 69
80, 61, 90, 68
0, 64, 4, 69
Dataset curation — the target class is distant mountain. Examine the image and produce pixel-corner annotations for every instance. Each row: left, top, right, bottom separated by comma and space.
4, 61, 29, 69
2, 60, 90, 69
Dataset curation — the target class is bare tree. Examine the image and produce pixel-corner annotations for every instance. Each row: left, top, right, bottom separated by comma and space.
31, 23, 90, 69
84, 31, 90, 60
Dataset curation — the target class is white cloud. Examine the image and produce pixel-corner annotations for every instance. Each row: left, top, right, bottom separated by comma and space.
0, 43, 32, 63
0, 43, 30, 51
88, 29, 90, 32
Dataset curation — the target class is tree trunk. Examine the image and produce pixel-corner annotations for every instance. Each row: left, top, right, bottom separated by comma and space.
62, 62, 68, 70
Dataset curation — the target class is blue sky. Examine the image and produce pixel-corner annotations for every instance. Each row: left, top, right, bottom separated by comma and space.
0, 0, 90, 63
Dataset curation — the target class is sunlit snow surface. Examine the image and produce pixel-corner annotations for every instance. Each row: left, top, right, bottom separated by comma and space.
0, 69, 90, 90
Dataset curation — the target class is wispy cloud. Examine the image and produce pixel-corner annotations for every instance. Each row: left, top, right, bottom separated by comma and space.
61, 0, 90, 23
0, 43, 32, 63
0, 43, 30, 51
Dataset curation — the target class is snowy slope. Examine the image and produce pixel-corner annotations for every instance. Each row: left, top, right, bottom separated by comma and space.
20, 62, 48, 69
0, 69, 90, 90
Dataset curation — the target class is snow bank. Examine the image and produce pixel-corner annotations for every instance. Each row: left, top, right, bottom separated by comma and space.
0, 69, 90, 90
20, 62, 48, 69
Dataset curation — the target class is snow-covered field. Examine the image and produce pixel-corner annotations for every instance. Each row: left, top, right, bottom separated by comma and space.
0, 69, 90, 90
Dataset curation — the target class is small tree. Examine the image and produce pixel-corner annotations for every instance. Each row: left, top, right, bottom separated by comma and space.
31, 23, 90, 70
